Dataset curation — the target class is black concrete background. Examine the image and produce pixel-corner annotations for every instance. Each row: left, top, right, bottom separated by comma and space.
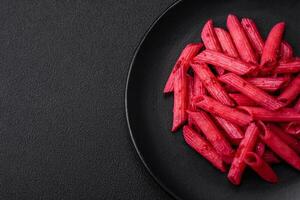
0, 1, 175, 199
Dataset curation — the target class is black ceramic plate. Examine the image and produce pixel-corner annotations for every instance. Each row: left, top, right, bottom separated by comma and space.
125, 0, 300, 199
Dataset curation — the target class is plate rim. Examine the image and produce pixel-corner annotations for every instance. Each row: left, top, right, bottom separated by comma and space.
125, 1, 183, 200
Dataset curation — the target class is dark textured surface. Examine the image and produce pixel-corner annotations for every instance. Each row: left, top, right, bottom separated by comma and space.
127, 0, 300, 200
0, 0, 174, 199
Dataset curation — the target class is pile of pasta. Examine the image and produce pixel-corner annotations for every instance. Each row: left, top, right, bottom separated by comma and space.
164, 14, 300, 185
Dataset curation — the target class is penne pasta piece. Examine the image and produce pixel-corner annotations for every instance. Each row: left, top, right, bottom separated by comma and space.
226, 14, 258, 64
172, 67, 188, 132
244, 152, 278, 183
214, 27, 239, 58
241, 18, 265, 56
255, 141, 265, 156
183, 125, 226, 172
263, 150, 281, 164
214, 116, 244, 145
188, 111, 235, 164
278, 74, 300, 105
228, 123, 259, 185
193, 49, 257, 75
201, 20, 223, 52
191, 62, 234, 106
267, 124, 300, 154
229, 93, 258, 106
275, 59, 300, 74
201, 20, 224, 75
164, 43, 202, 93
226, 77, 289, 93
238, 106, 300, 122
219, 73, 285, 110
194, 95, 252, 126
280, 41, 293, 62
261, 22, 285, 67
258, 121, 300, 170
246, 77, 289, 92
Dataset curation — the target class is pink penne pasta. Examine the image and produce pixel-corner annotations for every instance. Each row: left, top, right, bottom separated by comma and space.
225, 77, 289, 93
263, 150, 281, 164
244, 152, 278, 183
278, 74, 300, 105
226, 14, 258, 64
238, 106, 300, 122
258, 121, 300, 170
201, 20, 225, 75
261, 22, 285, 67
246, 77, 289, 92
201, 20, 223, 52
188, 111, 235, 164
275, 59, 300, 74
194, 95, 252, 126
214, 27, 239, 58
228, 123, 259, 185
164, 43, 202, 93
172, 67, 188, 132
243, 23, 291, 72
241, 18, 265, 56
267, 124, 300, 154
193, 49, 257, 75
214, 116, 244, 145
183, 125, 226, 172
219, 73, 285, 110
229, 93, 258, 106
193, 71, 206, 97
191, 62, 234, 106
163, 14, 300, 186
280, 41, 293, 62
